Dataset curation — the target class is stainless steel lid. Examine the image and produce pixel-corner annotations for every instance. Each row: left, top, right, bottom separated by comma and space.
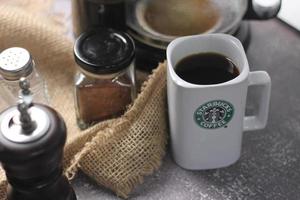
126, 0, 248, 49
0, 47, 33, 81
127, 0, 281, 50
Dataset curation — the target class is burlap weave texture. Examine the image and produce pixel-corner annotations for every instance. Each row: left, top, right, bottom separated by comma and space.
0, 5, 168, 199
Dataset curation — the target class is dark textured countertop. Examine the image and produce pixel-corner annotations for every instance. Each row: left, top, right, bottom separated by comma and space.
72, 20, 300, 200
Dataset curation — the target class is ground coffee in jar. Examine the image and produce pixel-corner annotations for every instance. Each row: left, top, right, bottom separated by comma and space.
74, 28, 136, 129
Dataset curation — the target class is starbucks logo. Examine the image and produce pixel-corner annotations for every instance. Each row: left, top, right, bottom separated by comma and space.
194, 100, 234, 129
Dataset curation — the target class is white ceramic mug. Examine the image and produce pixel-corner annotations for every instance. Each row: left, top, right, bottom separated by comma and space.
167, 34, 271, 170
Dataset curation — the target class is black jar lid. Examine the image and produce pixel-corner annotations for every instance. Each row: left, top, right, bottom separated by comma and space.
74, 28, 135, 74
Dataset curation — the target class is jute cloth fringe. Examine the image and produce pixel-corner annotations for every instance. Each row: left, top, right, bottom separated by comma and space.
0, 5, 168, 199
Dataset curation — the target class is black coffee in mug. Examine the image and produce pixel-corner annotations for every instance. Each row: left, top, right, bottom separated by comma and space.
175, 52, 240, 85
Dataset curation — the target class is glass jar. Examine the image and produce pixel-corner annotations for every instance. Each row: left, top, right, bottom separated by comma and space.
0, 47, 49, 106
74, 28, 136, 129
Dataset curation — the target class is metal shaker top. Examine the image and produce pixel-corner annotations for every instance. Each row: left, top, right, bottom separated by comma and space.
0, 47, 34, 81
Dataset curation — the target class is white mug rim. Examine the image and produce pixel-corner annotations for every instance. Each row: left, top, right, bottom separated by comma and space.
167, 33, 250, 88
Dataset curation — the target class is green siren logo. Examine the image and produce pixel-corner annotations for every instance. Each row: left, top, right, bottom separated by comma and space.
194, 100, 234, 129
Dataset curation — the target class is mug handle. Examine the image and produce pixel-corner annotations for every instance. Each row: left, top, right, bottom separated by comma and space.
243, 71, 271, 131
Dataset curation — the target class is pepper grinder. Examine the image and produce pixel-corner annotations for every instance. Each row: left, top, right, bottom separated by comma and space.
0, 78, 77, 200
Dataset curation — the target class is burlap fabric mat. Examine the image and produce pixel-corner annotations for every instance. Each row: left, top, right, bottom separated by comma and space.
0, 5, 168, 199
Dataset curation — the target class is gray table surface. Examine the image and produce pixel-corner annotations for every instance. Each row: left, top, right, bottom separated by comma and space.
72, 20, 300, 200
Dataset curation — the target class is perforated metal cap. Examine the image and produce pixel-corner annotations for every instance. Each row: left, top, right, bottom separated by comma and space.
0, 47, 33, 80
